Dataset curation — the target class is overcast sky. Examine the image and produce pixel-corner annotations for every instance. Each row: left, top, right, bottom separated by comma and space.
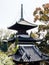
0, 0, 49, 32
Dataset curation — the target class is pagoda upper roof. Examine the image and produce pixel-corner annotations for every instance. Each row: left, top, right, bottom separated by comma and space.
8, 19, 37, 31
18, 19, 37, 26
8, 4, 37, 31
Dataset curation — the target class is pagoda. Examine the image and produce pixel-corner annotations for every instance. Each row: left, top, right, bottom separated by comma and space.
8, 4, 43, 44
7, 4, 49, 65
8, 4, 37, 35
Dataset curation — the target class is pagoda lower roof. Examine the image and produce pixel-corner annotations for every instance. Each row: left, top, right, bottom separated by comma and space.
12, 45, 49, 63
8, 19, 37, 30
8, 35, 43, 44
17, 36, 43, 43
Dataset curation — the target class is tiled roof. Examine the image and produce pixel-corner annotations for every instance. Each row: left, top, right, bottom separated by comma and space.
8, 20, 37, 31
18, 19, 37, 27
7, 35, 43, 44
12, 45, 49, 62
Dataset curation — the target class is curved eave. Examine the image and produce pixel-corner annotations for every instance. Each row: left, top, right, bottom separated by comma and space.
8, 22, 37, 31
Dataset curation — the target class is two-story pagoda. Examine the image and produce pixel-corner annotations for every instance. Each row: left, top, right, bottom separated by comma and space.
7, 4, 49, 65
8, 4, 43, 44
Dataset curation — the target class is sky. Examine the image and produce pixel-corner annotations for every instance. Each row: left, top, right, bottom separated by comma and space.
0, 0, 49, 33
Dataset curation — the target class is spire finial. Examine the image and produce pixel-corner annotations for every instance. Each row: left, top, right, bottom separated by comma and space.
21, 4, 23, 19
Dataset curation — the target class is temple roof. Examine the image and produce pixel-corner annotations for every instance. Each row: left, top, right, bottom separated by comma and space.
18, 19, 37, 26
8, 4, 37, 31
7, 35, 43, 44
12, 45, 49, 62
8, 19, 37, 31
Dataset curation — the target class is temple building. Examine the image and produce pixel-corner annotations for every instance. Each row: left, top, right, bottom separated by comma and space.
8, 4, 43, 44
13, 45, 49, 62
8, 4, 49, 65
8, 4, 37, 35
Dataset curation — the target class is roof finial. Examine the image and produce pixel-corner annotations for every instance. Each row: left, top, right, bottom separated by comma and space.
21, 4, 23, 19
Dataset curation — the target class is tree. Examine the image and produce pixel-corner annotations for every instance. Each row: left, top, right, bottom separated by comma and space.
0, 51, 15, 65
30, 31, 39, 38
33, 3, 49, 23
33, 3, 49, 55
33, 3, 49, 39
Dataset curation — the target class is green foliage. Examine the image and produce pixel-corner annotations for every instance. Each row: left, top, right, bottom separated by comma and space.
45, 32, 49, 40
40, 14, 49, 21
37, 40, 49, 54
0, 51, 15, 65
7, 43, 19, 55
33, 39, 49, 54
0, 41, 8, 52
6, 38, 19, 55
30, 32, 39, 38
10, 34, 15, 38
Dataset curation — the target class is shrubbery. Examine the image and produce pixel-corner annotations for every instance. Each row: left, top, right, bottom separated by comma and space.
0, 51, 15, 65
